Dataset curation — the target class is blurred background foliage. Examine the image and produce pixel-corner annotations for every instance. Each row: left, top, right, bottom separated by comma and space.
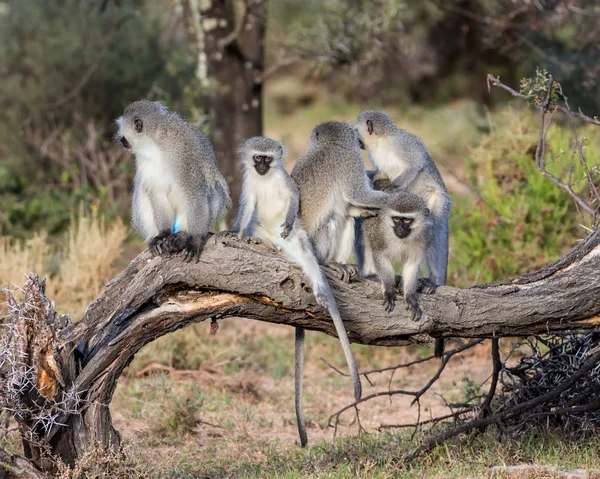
0, 0, 599, 285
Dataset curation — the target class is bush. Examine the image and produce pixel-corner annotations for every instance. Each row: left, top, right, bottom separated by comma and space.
0, 0, 205, 236
448, 107, 599, 286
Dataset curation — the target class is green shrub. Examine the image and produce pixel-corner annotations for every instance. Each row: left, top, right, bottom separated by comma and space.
448, 107, 599, 286
0, 0, 205, 237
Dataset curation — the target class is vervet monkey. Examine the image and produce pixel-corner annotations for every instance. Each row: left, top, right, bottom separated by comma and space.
357, 191, 435, 320
291, 121, 390, 274
356, 110, 451, 357
234, 136, 362, 447
116, 100, 230, 261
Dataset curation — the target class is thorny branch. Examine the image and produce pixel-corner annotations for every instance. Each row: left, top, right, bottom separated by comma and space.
487, 73, 600, 221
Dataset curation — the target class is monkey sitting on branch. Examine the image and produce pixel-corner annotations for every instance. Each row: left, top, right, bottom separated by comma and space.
356, 190, 436, 321
232, 136, 361, 447
116, 100, 231, 262
356, 110, 451, 356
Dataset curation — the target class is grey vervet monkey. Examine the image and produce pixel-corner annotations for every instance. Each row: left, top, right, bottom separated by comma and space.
234, 136, 361, 447
116, 100, 230, 262
357, 191, 435, 320
356, 110, 451, 357
291, 121, 390, 277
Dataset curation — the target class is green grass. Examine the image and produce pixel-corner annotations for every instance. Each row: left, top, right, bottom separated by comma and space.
105, 427, 600, 478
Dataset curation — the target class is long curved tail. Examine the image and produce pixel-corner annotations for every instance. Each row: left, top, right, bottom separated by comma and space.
429, 215, 449, 359
318, 282, 362, 402
294, 327, 308, 447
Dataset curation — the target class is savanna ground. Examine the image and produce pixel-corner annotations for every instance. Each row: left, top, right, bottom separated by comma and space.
2, 82, 600, 478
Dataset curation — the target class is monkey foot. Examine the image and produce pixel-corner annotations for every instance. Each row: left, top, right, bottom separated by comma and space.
245, 237, 263, 245
217, 230, 239, 240
405, 293, 423, 322
181, 233, 208, 262
396, 277, 438, 294
328, 263, 360, 283
383, 291, 396, 313
158, 231, 207, 262
417, 278, 438, 294
148, 230, 174, 256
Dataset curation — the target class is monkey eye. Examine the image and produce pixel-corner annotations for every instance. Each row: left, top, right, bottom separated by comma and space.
134, 118, 143, 133
402, 218, 414, 225
264, 156, 272, 164
392, 216, 401, 224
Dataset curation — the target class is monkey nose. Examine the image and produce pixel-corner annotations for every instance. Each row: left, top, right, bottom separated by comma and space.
119, 136, 131, 149
357, 137, 365, 150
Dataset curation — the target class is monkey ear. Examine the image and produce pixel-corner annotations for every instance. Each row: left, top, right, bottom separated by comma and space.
367, 119, 373, 135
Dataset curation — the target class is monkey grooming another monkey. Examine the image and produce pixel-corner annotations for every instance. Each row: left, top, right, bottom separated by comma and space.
234, 136, 362, 447
357, 190, 435, 320
291, 121, 390, 278
116, 100, 230, 262
356, 110, 451, 357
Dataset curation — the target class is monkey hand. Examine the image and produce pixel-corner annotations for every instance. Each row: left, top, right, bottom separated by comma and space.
148, 230, 174, 256
383, 290, 396, 313
417, 278, 437, 294
405, 293, 423, 322
280, 222, 293, 239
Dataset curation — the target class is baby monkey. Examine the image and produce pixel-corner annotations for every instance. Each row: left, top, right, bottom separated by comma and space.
357, 190, 435, 320
116, 100, 230, 261
234, 137, 361, 447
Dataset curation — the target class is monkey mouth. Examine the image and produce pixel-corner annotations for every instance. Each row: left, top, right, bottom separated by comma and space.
254, 166, 269, 176
119, 136, 131, 149
357, 137, 365, 149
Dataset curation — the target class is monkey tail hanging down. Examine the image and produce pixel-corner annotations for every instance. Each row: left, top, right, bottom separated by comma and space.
233, 136, 362, 447
116, 100, 231, 261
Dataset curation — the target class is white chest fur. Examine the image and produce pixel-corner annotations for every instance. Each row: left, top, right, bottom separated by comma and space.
135, 142, 173, 190
369, 139, 406, 180
248, 169, 291, 232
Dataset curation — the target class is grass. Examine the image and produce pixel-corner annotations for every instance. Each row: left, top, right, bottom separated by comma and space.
43, 424, 600, 478
0, 206, 128, 318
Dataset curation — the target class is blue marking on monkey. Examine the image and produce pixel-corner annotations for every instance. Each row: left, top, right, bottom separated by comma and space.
172, 218, 182, 234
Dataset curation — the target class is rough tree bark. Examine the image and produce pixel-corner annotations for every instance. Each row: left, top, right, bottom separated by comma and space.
1, 228, 599, 474
180, 0, 267, 223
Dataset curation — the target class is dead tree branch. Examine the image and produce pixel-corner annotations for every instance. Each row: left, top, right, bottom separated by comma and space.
1, 228, 600, 472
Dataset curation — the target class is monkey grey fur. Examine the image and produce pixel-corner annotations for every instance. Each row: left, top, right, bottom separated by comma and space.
356, 110, 451, 357
116, 100, 230, 261
357, 191, 434, 320
234, 136, 362, 447
291, 121, 390, 273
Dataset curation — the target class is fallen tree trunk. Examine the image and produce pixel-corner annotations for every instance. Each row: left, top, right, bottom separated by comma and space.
1, 228, 599, 472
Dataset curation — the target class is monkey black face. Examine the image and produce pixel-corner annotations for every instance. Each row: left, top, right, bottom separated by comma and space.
119, 136, 131, 149
253, 154, 272, 175
392, 216, 414, 239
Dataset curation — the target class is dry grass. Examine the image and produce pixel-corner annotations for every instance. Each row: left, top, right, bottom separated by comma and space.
0, 207, 127, 318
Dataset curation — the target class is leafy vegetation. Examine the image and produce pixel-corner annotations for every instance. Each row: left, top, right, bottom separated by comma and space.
449, 107, 597, 285
0, 0, 204, 237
